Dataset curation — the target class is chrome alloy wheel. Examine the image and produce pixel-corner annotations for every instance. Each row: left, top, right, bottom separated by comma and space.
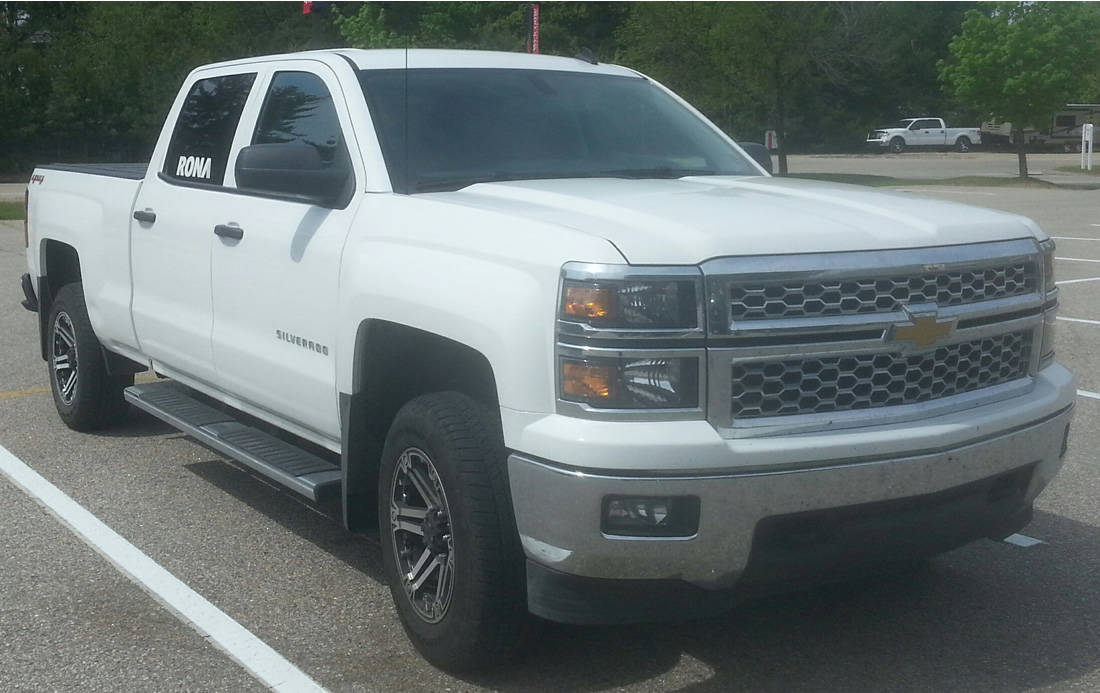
389, 447, 455, 624
51, 311, 79, 406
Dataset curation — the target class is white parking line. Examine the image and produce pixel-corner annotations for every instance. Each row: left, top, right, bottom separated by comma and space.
1056, 276, 1100, 285
1078, 390, 1100, 401
1052, 236, 1100, 241
1056, 257, 1100, 264
1003, 534, 1046, 547
1058, 316, 1100, 326
0, 444, 330, 693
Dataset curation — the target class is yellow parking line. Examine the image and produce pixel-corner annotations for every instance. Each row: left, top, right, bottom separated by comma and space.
0, 374, 159, 400
0, 386, 51, 399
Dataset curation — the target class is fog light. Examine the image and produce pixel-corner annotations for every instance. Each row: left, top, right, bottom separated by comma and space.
601, 495, 700, 538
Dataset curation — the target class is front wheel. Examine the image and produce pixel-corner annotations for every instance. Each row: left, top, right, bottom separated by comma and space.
47, 283, 132, 431
889, 137, 905, 154
379, 392, 533, 672
955, 136, 972, 153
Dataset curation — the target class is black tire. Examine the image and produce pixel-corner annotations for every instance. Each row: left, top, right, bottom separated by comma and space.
955, 136, 972, 153
47, 283, 132, 431
379, 392, 533, 672
889, 137, 905, 154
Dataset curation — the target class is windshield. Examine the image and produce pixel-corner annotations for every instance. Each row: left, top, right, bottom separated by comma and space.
358, 68, 758, 193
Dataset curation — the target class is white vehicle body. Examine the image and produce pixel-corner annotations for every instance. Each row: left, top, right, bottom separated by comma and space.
23, 50, 1075, 671
867, 117, 982, 153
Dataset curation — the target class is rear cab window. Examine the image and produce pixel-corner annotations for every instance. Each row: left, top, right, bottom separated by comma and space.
162, 73, 257, 186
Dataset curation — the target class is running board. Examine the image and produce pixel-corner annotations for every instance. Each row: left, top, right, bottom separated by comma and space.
124, 382, 341, 501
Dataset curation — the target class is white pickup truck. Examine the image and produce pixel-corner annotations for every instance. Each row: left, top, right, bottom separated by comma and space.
22, 49, 1075, 672
867, 117, 982, 153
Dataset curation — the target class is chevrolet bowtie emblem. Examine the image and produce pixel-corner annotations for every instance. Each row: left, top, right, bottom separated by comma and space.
886, 307, 956, 348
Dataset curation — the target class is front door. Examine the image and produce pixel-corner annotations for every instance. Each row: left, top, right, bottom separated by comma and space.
210, 66, 363, 443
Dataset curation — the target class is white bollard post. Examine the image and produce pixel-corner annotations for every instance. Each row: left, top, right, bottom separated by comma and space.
1083, 124, 1094, 172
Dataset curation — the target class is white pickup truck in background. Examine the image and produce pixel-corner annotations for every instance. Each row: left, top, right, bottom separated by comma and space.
867, 117, 982, 153
22, 49, 1074, 672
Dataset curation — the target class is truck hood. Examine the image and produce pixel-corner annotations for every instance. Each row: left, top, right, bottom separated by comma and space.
430, 176, 1042, 265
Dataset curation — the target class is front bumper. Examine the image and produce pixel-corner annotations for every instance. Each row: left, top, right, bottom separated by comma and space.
509, 364, 1075, 623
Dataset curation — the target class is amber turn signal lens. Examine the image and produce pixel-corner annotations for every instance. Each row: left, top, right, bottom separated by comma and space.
562, 362, 615, 400
562, 286, 616, 320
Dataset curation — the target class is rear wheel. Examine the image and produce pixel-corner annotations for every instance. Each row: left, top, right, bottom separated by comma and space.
48, 283, 131, 431
955, 136, 972, 153
379, 392, 533, 672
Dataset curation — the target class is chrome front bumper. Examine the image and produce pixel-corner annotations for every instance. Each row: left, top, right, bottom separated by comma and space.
509, 374, 1074, 591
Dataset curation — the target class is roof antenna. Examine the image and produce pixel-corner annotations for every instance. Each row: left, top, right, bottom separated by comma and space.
574, 47, 597, 65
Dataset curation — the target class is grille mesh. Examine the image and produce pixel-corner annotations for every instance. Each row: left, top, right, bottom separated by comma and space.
730, 331, 1032, 419
729, 263, 1036, 321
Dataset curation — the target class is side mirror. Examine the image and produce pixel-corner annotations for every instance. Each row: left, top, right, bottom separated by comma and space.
738, 142, 773, 175
235, 143, 349, 206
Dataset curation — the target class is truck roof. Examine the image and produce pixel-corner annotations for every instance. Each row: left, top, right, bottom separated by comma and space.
196, 48, 640, 78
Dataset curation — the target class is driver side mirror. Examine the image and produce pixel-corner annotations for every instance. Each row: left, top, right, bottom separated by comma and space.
235, 143, 350, 207
738, 142, 773, 175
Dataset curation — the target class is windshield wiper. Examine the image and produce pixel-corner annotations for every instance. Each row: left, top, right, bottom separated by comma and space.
598, 167, 720, 179
413, 172, 531, 193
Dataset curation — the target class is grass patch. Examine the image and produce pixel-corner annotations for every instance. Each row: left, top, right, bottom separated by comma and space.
788, 173, 1057, 188
0, 201, 24, 220
1054, 166, 1100, 176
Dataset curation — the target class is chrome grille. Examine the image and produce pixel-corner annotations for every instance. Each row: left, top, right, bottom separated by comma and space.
730, 263, 1036, 321
730, 331, 1033, 419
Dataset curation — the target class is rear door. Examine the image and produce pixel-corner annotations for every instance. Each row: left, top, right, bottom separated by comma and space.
131, 70, 258, 385
209, 62, 365, 443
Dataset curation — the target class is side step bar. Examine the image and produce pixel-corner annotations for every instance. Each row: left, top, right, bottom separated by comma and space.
125, 382, 340, 501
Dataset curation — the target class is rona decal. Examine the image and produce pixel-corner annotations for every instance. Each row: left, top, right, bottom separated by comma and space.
176, 155, 212, 179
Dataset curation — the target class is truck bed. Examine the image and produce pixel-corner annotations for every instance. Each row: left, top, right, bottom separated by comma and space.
38, 163, 148, 180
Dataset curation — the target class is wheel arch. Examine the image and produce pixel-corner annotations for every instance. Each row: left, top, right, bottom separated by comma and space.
36, 239, 82, 360
340, 319, 500, 532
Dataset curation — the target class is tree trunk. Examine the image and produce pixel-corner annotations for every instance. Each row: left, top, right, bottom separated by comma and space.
1014, 130, 1029, 178
775, 84, 788, 176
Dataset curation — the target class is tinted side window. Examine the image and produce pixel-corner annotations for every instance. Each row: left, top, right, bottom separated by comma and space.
253, 71, 348, 169
163, 73, 256, 186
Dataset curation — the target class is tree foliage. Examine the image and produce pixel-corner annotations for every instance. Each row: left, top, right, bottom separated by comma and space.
618, 2, 885, 173
940, 1, 1100, 176
4, 1, 1092, 179
0, 2, 344, 172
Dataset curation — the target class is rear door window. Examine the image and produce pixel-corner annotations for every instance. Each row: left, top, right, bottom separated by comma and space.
163, 73, 256, 186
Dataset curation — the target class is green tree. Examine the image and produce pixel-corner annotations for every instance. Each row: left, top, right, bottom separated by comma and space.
0, 2, 345, 172
618, 2, 882, 174
336, 2, 625, 58
337, 2, 523, 51
940, 1, 1100, 177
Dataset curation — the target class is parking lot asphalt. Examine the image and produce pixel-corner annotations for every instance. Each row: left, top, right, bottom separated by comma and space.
2, 158, 1099, 692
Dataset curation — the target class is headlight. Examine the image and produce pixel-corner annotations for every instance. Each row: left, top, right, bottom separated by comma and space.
560, 356, 700, 409
561, 278, 699, 329
557, 264, 706, 416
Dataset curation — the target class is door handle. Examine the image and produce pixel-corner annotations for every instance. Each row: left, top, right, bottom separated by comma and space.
133, 209, 156, 224
214, 224, 244, 241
